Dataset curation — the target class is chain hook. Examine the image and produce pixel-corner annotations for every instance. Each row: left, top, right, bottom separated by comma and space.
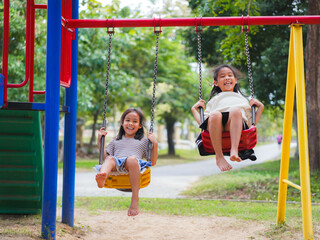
241, 15, 250, 33
195, 16, 203, 33
107, 18, 115, 35
153, 17, 162, 34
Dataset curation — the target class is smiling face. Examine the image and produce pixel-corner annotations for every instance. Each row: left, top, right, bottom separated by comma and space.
121, 111, 142, 138
214, 67, 237, 92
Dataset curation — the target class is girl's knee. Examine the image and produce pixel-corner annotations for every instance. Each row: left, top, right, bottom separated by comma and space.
125, 156, 139, 169
104, 156, 116, 168
105, 156, 116, 164
208, 111, 222, 122
207, 112, 222, 128
229, 108, 242, 117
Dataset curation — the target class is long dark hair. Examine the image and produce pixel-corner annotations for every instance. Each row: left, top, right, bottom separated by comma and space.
208, 64, 246, 100
116, 108, 146, 140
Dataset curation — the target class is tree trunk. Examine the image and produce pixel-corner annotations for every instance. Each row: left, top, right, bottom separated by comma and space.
305, 0, 320, 171
165, 117, 176, 156
89, 110, 100, 147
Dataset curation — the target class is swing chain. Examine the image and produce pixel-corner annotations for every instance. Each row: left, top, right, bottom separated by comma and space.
244, 30, 254, 99
150, 32, 160, 133
99, 32, 113, 165
197, 31, 202, 100
102, 32, 113, 123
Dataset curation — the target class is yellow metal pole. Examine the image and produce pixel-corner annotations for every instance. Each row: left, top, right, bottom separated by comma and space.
276, 26, 296, 224
292, 24, 313, 240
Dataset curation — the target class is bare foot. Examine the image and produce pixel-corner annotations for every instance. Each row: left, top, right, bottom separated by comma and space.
215, 156, 232, 172
128, 198, 139, 216
95, 172, 107, 188
230, 150, 241, 162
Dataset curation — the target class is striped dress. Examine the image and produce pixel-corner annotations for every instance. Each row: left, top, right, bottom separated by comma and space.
104, 136, 151, 174
106, 136, 149, 159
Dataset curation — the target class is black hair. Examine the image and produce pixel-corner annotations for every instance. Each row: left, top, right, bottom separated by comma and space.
116, 108, 146, 140
208, 64, 246, 100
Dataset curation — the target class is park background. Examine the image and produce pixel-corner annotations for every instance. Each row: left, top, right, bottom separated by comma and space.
3, 0, 304, 156
1, 0, 320, 239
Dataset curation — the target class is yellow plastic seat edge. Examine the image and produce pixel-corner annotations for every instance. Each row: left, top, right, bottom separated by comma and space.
104, 167, 151, 189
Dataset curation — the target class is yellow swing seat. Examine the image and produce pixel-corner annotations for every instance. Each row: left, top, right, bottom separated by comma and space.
104, 167, 151, 189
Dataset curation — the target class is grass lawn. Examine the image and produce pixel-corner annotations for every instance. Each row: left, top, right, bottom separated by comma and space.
72, 196, 320, 223
182, 157, 320, 203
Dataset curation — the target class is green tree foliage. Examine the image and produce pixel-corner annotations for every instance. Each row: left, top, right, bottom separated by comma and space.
77, 0, 137, 145
112, 27, 202, 155
78, 1, 201, 154
185, 0, 307, 107
1, 0, 202, 155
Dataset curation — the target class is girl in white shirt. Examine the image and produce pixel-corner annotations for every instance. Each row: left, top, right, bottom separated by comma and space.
191, 64, 264, 172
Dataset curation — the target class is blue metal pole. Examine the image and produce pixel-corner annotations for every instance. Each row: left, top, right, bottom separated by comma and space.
41, 0, 61, 239
62, 0, 79, 227
0, 74, 4, 108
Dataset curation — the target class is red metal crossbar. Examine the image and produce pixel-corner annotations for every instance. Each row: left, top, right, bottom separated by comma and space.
64, 16, 320, 29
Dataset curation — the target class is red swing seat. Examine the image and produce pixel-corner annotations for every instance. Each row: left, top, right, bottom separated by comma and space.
201, 125, 257, 154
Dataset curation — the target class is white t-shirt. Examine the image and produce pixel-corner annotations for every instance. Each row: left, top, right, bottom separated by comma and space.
204, 92, 252, 126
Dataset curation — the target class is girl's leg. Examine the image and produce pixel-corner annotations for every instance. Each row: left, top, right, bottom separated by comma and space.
96, 156, 116, 188
225, 108, 242, 162
124, 156, 141, 216
207, 112, 232, 172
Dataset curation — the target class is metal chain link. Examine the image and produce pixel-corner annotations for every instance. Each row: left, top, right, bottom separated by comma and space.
99, 32, 113, 165
244, 30, 255, 99
197, 31, 202, 100
149, 32, 160, 133
102, 32, 113, 122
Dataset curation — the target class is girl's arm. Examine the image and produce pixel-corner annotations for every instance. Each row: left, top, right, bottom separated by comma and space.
97, 127, 108, 160
191, 99, 206, 125
147, 132, 158, 166
249, 99, 264, 124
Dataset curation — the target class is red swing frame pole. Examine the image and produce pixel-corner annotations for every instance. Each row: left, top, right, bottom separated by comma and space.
63, 15, 320, 29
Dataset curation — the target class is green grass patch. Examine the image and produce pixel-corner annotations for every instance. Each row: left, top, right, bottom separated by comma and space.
72, 196, 320, 224
182, 157, 320, 203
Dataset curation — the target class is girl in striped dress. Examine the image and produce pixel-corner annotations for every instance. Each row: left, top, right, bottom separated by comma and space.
96, 108, 158, 216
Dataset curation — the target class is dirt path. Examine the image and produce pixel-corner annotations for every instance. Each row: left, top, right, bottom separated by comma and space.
0, 208, 268, 240
3, 207, 318, 239
59, 209, 268, 240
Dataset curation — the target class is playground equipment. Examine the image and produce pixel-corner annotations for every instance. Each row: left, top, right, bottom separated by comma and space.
1, 0, 319, 239
277, 24, 314, 239
0, 110, 43, 214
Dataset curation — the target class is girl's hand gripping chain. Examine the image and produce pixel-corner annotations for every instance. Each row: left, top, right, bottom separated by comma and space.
98, 127, 108, 164
191, 99, 206, 125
